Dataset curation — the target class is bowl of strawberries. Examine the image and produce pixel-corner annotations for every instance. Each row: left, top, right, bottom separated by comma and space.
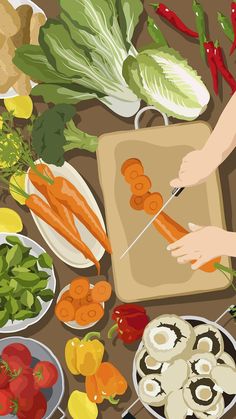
0, 337, 64, 418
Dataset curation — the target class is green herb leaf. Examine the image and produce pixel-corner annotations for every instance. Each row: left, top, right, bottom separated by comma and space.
6, 297, 19, 315
22, 256, 37, 269
6, 245, 22, 268
15, 272, 40, 287
12, 267, 30, 275
32, 297, 42, 315
0, 286, 13, 296
31, 280, 48, 293
20, 290, 34, 309
38, 252, 53, 269
0, 309, 9, 327
14, 310, 34, 321
6, 236, 22, 246
38, 289, 54, 302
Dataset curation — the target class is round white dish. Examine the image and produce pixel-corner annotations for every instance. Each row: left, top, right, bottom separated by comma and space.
0, 0, 46, 99
0, 336, 65, 419
25, 160, 106, 268
57, 283, 105, 330
0, 232, 56, 333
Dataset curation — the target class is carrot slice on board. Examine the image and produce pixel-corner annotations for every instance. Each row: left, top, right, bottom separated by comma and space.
121, 158, 142, 176
131, 175, 152, 196
69, 277, 90, 300
124, 164, 144, 183
91, 281, 112, 303
130, 193, 151, 211
75, 303, 104, 326
144, 192, 164, 215
55, 300, 75, 322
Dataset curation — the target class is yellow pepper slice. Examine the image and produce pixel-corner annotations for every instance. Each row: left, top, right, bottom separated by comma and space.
68, 391, 98, 419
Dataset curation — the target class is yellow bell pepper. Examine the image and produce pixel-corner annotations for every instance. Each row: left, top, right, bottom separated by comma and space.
65, 332, 104, 377
68, 391, 98, 419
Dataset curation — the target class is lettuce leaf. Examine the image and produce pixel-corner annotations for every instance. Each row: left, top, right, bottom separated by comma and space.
123, 47, 210, 121
117, 0, 143, 51
32, 84, 101, 104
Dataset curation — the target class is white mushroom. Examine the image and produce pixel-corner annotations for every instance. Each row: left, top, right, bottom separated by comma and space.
165, 390, 189, 419
193, 325, 224, 357
135, 348, 169, 378
211, 365, 236, 394
143, 314, 195, 362
194, 395, 225, 418
138, 374, 167, 407
161, 359, 189, 394
183, 376, 221, 412
217, 351, 236, 369
188, 353, 216, 376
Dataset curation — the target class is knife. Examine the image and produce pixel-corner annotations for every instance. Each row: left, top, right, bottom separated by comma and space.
120, 187, 185, 259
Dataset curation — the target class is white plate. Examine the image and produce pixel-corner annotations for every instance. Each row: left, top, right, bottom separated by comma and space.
57, 283, 105, 330
0, 336, 65, 419
0, 233, 56, 333
0, 0, 46, 99
26, 161, 106, 268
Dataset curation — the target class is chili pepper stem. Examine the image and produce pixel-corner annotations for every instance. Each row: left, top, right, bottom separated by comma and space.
108, 324, 118, 339
107, 396, 120, 405
150, 3, 158, 10
83, 331, 101, 342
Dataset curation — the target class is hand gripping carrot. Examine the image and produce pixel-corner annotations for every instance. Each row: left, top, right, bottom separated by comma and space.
29, 165, 78, 236
49, 177, 112, 254
26, 194, 100, 273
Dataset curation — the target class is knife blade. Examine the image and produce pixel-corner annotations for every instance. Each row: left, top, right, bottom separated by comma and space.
120, 187, 185, 259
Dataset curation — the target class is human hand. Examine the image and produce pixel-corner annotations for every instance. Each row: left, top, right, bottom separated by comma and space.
167, 223, 228, 270
170, 149, 220, 188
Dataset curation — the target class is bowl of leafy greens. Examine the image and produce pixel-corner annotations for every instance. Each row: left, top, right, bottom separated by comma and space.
0, 233, 55, 332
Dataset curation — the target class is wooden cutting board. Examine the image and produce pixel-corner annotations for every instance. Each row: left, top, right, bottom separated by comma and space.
97, 122, 231, 302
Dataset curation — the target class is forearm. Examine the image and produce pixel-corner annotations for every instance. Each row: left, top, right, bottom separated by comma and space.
203, 92, 236, 164
221, 231, 236, 258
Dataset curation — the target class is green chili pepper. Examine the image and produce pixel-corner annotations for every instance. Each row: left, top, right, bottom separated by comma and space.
218, 12, 234, 42
192, 0, 206, 62
147, 17, 168, 47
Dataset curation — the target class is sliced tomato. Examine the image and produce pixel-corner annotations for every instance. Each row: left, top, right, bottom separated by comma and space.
33, 361, 58, 388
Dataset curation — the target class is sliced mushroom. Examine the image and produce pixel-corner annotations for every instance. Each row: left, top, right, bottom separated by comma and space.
143, 314, 195, 362
138, 374, 167, 407
188, 353, 216, 376
12, 5, 33, 48
161, 359, 189, 394
211, 365, 236, 394
217, 351, 235, 369
165, 390, 189, 419
0, 0, 20, 37
183, 376, 221, 412
30, 12, 46, 45
193, 324, 224, 357
194, 395, 225, 418
135, 348, 169, 378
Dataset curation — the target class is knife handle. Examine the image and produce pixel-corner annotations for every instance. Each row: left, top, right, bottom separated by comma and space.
172, 187, 185, 197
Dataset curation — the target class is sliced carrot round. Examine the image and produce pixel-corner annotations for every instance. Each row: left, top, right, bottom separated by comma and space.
55, 300, 75, 322
72, 298, 82, 311
75, 303, 104, 326
144, 192, 164, 215
91, 281, 112, 303
121, 158, 142, 175
131, 175, 152, 197
130, 192, 151, 211
124, 164, 144, 184
80, 290, 93, 306
60, 290, 74, 303
69, 277, 90, 300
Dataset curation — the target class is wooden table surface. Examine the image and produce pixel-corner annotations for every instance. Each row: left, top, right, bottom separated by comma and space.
0, 1, 236, 418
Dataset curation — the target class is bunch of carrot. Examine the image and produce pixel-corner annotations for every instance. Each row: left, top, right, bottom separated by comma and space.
9, 163, 112, 273
122, 158, 221, 273
55, 277, 112, 326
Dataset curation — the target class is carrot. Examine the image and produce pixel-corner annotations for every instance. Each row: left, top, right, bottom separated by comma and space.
29, 165, 78, 236
55, 300, 75, 322
49, 177, 112, 254
153, 212, 221, 273
121, 158, 143, 176
80, 290, 93, 305
131, 175, 152, 196
69, 277, 90, 300
75, 303, 104, 326
26, 194, 100, 273
130, 193, 150, 211
72, 298, 82, 311
144, 192, 164, 215
91, 281, 112, 303
60, 290, 73, 303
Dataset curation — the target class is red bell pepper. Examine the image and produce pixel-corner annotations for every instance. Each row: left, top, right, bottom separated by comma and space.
230, 2, 236, 55
108, 304, 149, 344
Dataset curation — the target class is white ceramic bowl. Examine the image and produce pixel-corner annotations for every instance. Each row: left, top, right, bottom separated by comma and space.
0, 233, 56, 333
57, 283, 105, 330
0, 0, 46, 99
26, 160, 106, 268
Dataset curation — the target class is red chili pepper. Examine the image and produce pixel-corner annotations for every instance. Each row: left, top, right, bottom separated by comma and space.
151, 3, 198, 38
204, 41, 218, 95
108, 304, 149, 344
214, 40, 236, 93
230, 2, 236, 55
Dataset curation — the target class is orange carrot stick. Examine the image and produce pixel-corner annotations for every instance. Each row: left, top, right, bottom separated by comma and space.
26, 194, 100, 273
49, 177, 112, 254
